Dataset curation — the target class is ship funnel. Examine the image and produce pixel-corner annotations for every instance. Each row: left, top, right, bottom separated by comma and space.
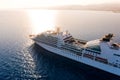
101, 33, 114, 42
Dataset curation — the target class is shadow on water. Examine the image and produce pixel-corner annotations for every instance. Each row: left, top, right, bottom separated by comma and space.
29, 43, 120, 80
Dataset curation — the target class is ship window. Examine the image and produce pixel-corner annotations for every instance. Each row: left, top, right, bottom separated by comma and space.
114, 54, 120, 57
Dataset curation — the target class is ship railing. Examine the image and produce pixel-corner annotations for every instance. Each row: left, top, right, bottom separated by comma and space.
38, 34, 58, 40
39, 37, 58, 42
62, 45, 82, 53
64, 43, 82, 49
61, 43, 83, 51
61, 46, 120, 69
61, 45, 120, 69
36, 35, 58, 43
34, 38, 58, 47
63, 44, 120, 69
61, 44, 83, 57
82, 49, 108, 62
84, 48, 101, 54
75, 39, 87, 44
109, 63, 120, 68
37, 38, 57, 44
82, 49, 120, 68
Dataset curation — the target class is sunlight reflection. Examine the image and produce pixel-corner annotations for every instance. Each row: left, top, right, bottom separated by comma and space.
27, 9, 57, 34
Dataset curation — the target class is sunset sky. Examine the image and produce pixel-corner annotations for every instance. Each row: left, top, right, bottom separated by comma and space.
0, 0, 120, 9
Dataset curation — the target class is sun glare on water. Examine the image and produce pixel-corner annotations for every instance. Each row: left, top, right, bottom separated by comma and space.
27, 9, 57, 34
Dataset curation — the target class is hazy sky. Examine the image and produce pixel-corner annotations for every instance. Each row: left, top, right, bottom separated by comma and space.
0, 0, 120, 9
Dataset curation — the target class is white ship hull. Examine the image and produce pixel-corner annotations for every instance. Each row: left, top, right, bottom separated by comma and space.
35, 41, 120, 77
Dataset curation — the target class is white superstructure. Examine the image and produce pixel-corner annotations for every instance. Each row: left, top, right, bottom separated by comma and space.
31, 28, 120, 76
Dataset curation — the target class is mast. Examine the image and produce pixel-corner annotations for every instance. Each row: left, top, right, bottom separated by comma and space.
56, 27, 60, 34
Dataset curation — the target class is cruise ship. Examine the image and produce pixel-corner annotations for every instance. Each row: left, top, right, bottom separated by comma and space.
31, 28, 120, 77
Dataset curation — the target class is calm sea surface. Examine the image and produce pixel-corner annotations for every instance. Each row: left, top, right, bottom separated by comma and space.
0, 10, 120, 80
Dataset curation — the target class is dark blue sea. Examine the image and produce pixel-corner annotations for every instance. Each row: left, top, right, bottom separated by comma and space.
0, 10, 120, 80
